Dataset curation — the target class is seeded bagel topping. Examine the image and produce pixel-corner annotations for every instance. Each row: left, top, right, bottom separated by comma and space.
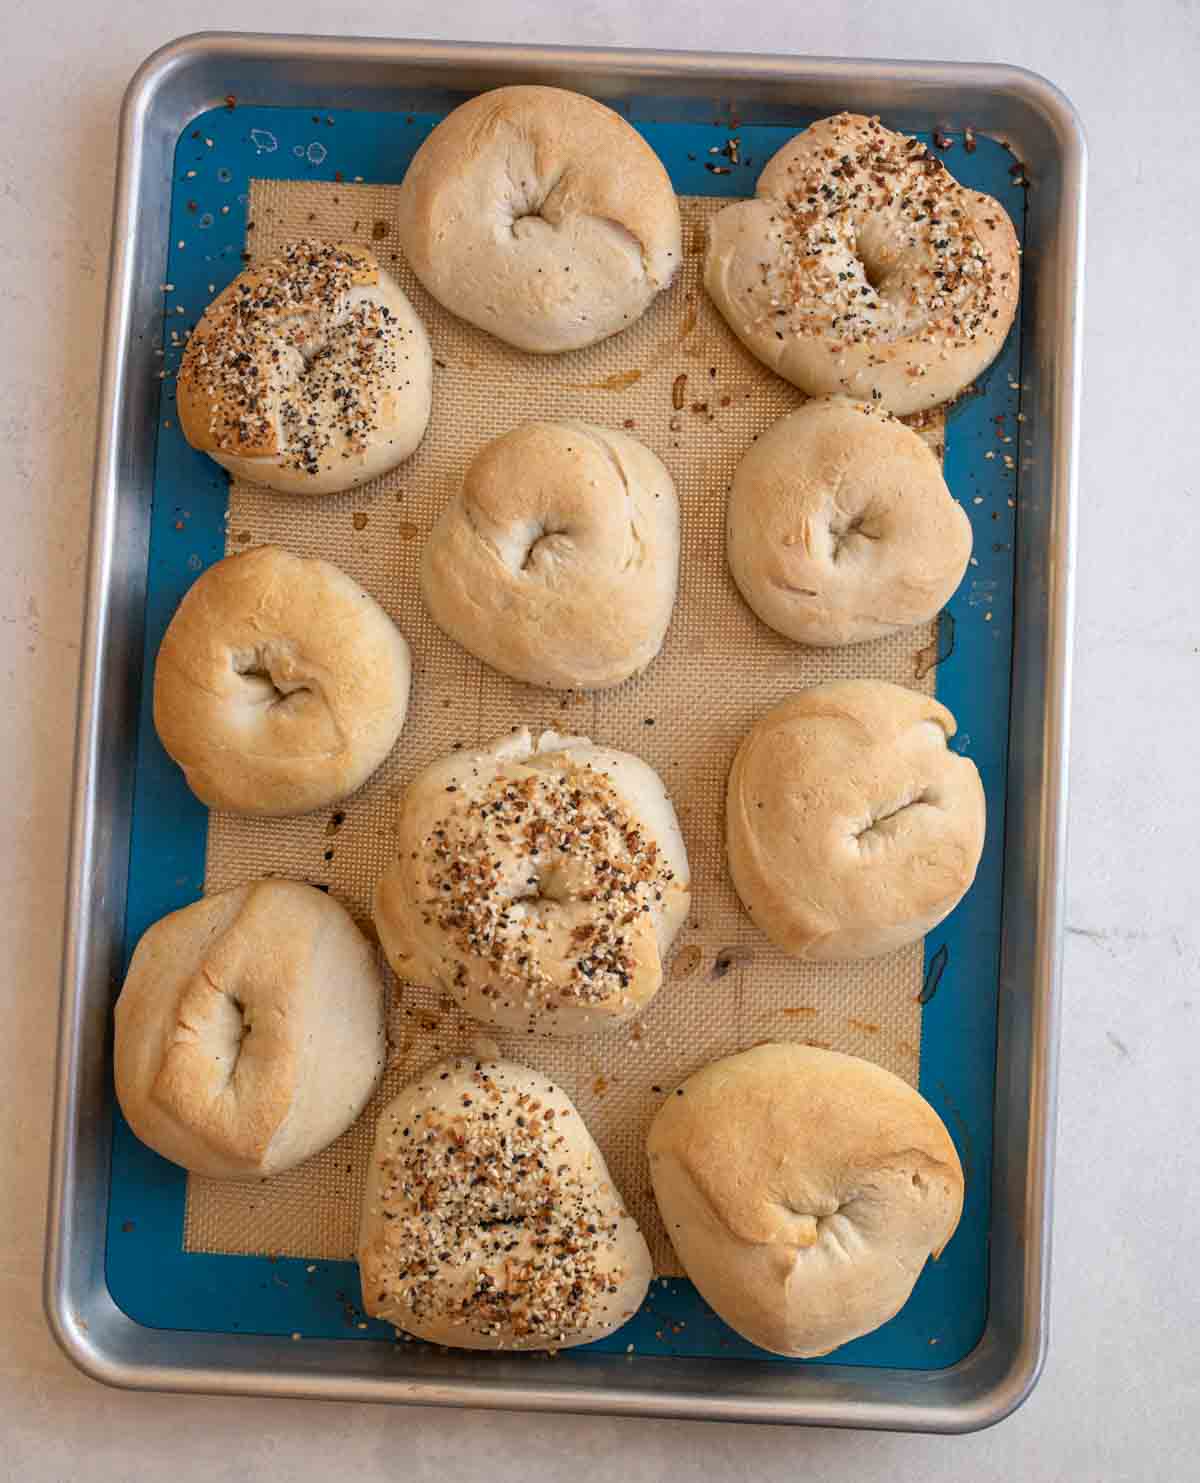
422, 765, 674, 1008
760, 113, 1013, 354
372, 1066, 629, 1342
179, 240, 418, 475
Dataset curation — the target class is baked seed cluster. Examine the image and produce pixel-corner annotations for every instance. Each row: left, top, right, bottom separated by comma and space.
180, 240, 419, 476
371, 1063, 630, 1345
421, 764, 675, 1012
761, 113, 1013, 357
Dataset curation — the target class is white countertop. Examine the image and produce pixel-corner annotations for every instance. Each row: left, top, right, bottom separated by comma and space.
4, 2, 1198, 1475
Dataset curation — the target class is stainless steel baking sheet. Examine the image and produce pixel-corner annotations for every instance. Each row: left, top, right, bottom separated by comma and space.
46, 32, 1083, 1429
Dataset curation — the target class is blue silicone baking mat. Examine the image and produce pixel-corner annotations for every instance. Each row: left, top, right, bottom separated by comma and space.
106, 96, 1024, 1369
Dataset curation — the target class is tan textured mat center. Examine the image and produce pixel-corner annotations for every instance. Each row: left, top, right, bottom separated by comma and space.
183, 180, 941, 1273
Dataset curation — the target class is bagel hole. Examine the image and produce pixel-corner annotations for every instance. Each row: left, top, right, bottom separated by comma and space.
288, 320, 338, 374
210, 993, 251, 1080
509, 207, 546, 234
232, 653, 312, 709
778, 1194, 841, 1221
231, 997, 250, 1046
860, 257, 886, 292
520, 528, 567, 572
234, 661, 282, 697
830, 513, 879, 561
509, 862, 570, 908
855, 788, 934, 840
535, 863, 570, 903
507, 168, 568, 236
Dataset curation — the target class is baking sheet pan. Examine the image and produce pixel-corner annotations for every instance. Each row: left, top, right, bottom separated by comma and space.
46, 33, 1083, 1430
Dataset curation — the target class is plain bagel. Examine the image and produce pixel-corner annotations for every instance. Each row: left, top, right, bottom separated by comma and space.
397, 86, 682, 353
373, 728, 691, 1037
647, 1043, 964, 1357
421, 421, 680, 690
726, 680, 985, 959
727, 399, 972, 646
178, 240, 432, 495
115, 880, 386, 1181
359, 1053, 651, 1349
705, 113, 1020, 414
153, 545, 412, 817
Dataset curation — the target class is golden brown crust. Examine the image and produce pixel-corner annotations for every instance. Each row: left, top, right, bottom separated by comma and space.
726, 679, 985, 960
727, 399, 972, 646
647, 1043, 964, 1356
397, 86, 682, 353
705, 113, 1021, 414
152, 545, 411, 817
421, 421, 680, 689
114, 880, 386, 1181
148, 884, 304, 1164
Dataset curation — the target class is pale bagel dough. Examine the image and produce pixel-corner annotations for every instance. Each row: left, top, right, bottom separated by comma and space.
726, 680, 985, 960
373, 729, 691, 1037
421, 421, 680, 690
705, 113, 1020, 415
177, 241, 432, 495
115, 880, 386, 1181
153, 545, 412, 817
727, 399, 972, 646
359, 1054, 651, 1349
647, 1042, 964, 1357
397, 86, 682, 353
